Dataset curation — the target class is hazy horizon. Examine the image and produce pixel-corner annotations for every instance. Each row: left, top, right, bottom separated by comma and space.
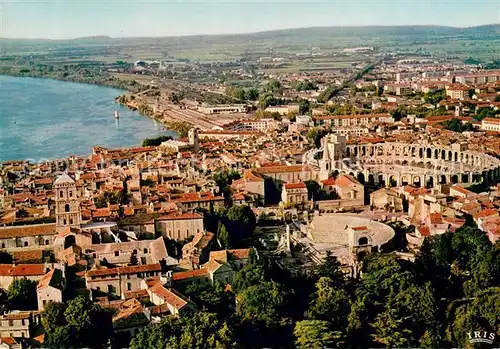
3, 23, 500, 41
2, 0, 499, 40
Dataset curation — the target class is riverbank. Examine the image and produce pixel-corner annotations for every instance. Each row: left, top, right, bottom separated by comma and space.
0, 66, 149, 93
115, 94, 192, 137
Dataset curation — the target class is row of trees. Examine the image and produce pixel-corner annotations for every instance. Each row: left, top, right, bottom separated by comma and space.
141, 135, 173, 146
225, 86, 259, 101
292, 80, 318, 91
441, 118, 474, 132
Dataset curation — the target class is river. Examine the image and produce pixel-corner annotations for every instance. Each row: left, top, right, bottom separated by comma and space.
0, 76, 176, 162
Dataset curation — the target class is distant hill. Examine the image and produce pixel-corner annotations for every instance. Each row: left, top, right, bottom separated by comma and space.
3, 24, 500, 42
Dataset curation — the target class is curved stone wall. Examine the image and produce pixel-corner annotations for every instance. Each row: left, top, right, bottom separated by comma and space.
339, 142, 500, 187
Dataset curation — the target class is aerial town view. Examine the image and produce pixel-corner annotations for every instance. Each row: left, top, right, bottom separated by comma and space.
0, 0, 499, 348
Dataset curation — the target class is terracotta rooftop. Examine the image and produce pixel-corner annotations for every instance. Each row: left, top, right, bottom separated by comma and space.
321, 177, 336, 186
172, 268, 209, 281
149, 283, 189, 310
0, 264, 46, 277
430, 213, 444, 225
0, 223, 56, 239
335, 174, 361, 187
473, 209, 499, 219
257, 164, 311, 174
86, 263, 161, 278
482, 117, 500, 124
123, 289, 149, 300
284, 182, 307, 190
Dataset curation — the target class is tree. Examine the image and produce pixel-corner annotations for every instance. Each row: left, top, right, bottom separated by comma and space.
224, 205, 256, 246
130, 312, 233, 349
371, 307, 414, 348
42, 297, 112, 348
313, 251, 345, 286
294, 320, 340, 349
264, 79, 282, 93
245, 88, 259, 101
94, 195, 108, 209
391, 105, 408, 121
44, 325, 72, 349
41, 302, 66, 334
306, 277, 350, 329
217, 222, 230, 249
298, 98, 311, 115
225, 86, 246, 101
184, 282, 234, 318
0, 289, 9, 314
234, 259, 266, 291
0, 251, 12, 264
294, 80, 318, 91
424, 89, 446, 105
129, 252, 138, 266
306, 127, 329, 148
419, 330, 442, 348
7, 278, 37, 310
441, 118, 473, 132
237, 280, 287, 328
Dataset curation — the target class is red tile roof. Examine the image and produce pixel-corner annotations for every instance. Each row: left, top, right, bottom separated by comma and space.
335, 174, 361, 187
257, 164, 311, 174
473, 209, 498, 219
0, 264, 45, 277
417, 226, 431, 237
483, 117, 500, 124
150, 283, 189, 309
284, 182, 307, 190
86, 263, 161, 277
0, 224, 56, 239
430, 213, 444, 225
172, 268, 209, 281
321, 177, 336, 186
352, 226, 368, 231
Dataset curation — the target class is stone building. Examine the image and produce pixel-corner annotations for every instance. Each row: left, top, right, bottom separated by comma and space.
36, 268, 65, 310
0, 224, 57, 251
155, 212, 204, 241
54, 173, 82, 229
370, 188, 404, 211
281, 182, 308, 206
0, 312, 41, 339
85, 263, 162, 296
311, 135, 500, 188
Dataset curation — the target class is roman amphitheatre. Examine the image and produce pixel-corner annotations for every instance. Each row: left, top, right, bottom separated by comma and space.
312, 135, 500, 187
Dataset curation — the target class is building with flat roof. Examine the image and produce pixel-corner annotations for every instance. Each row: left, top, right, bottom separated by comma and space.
197, 104, 247, 114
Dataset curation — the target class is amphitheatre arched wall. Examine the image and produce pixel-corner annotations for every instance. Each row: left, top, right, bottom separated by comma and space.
341, 142, 500, 187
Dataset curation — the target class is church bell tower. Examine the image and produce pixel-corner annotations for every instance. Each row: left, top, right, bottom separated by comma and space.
54, 173, 82, 229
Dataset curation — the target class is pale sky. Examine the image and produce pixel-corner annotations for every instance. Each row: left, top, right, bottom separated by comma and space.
1, 0, 499, 39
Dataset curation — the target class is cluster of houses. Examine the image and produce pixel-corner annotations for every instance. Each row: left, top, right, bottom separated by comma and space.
0, 169, 256, 345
